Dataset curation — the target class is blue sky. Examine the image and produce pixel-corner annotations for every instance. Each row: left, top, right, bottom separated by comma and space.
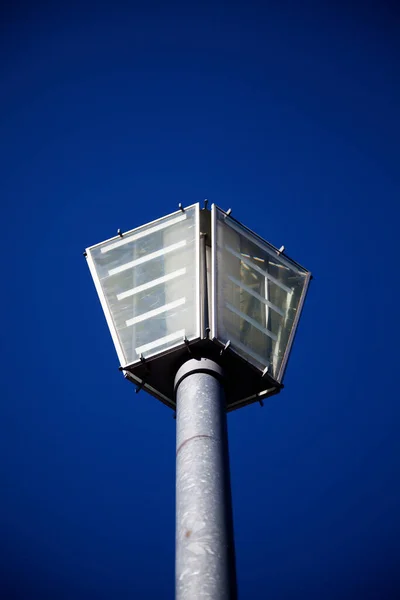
1, 2, 399, 598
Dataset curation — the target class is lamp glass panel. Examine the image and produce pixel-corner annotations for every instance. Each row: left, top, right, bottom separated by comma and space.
87, 205, 199, 365
214, 207, 309, 381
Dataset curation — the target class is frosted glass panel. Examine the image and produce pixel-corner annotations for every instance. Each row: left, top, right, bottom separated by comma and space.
213, 206, 309, 382
87, 205, 199, 365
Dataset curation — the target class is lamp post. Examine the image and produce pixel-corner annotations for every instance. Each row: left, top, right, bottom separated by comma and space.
85, 202, 311, 599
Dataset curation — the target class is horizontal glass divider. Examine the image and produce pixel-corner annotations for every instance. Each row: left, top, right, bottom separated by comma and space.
225, 246, 293, 294
227, 335, 270, 368
101, 213, 187, 253
227, 275, 285, 317
135, 329, 186, 355
108, 240, 186, 276
225, 302, 278, 341
126, 297, 186, 327
117, 268, 187, 300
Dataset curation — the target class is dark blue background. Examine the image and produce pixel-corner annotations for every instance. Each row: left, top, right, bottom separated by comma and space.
1, 2, 399, 598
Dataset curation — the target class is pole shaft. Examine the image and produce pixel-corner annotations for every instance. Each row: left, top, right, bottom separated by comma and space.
175, 359, 236, 600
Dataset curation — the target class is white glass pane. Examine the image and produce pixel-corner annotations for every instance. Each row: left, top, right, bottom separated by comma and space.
213, 206, 309, 382
87, 205, 199, 365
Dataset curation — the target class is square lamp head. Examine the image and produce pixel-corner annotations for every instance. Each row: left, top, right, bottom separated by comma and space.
85, 203, 311, 411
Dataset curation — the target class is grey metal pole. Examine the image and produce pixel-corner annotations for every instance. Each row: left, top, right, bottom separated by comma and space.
174, 358, 237, 600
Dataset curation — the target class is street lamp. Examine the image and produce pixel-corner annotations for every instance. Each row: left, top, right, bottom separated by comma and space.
85, 202, 311, 599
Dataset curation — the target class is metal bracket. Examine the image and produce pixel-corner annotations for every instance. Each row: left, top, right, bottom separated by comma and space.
122, 370, 147, 394
277, 245, 285, 255
262, 366, 269, 378
135, 379, 146, 394
139, 353, 146, 364
259, 399, 264, 407
83, 251, 87, 257
183, 336, 193, 356
220, 340, 231, 356
178, 203, 185, 212
117, 229, 123, 238
204, 198, 209, 210
225, 208, 232, 217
